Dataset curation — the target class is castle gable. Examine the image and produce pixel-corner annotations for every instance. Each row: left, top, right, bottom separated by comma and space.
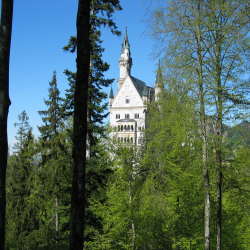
112, 76, 144, 108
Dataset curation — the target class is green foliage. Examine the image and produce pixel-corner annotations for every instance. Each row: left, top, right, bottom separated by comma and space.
37, 71, 72, 248
5, 111, 40, 249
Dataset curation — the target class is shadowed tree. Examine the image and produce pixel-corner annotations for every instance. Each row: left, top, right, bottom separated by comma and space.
0, 0, 13, 248
69, 1, 91, 249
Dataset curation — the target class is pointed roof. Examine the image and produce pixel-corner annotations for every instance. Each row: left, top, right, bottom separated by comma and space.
130, 76, 146, 97
155, 59, 163, 84
109, 86, 114, 98
121, 26, 130, 54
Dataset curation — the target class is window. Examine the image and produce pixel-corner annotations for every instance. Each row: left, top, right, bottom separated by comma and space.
128, 125, 130, 131
124, 125, 127, 131
131, 137, 133, 143
121, 138, 123, 142
138, 126, 141, 131
121, 125, 123, 131
126, 99, 130, 104
131, 125, 133, 131
125, 114, 130, 119
118, 137, 120, 141
118, 125, 120, 131
116, 114, 120, 119
124, 137, 126, 142
134, 113, 139, 119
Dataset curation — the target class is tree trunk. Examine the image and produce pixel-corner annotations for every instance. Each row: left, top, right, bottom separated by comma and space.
55, 195, 58, 249
196, 2, 210, 249
129, 174, 135, 250
0, 0, 13, 248
215, 13, 223, 250
70, 1, 90, 249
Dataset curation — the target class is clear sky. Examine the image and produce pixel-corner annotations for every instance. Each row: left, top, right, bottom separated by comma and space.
6, 0, 159, 150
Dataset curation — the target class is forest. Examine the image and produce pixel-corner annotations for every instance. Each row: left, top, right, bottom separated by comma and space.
1, 0, 250, 249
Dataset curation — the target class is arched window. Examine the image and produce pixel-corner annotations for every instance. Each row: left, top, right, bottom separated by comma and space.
128, 125, 130, 131
131, 125, 133, 131
118, 137, 120, 141
131, 137, 133, 143
118, 125, 120, 131
121, 125, 123, 131
124, 125, 127, 131
121, 137, 123, 142
125, 114, 130, 119
124, 137, 126, 142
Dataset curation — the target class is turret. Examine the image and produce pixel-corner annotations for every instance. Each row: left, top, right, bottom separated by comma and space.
109, 86, 114, 106
117, 27, 132, 89
154, 60, 163, 100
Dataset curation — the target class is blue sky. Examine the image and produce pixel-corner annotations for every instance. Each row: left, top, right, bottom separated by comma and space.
6, 0, 159, 150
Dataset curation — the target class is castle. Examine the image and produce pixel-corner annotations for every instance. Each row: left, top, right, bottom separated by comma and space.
109, 28, 162, 145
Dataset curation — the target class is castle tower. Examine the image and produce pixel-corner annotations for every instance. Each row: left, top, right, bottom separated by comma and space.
117, 27, 132, 89
154, 60, 163, 100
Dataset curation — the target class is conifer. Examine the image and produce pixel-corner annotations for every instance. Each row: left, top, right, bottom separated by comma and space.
62, 0, 121, 243
38, 71, 72, 248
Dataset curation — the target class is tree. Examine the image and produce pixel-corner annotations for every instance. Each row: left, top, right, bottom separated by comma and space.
89, 142, 144, 250
63, 1, 121, 248
5, 111, 38, 249
145, 0, 250, 248
145, 1, 212, 247
144, 87, 206, 249
38, 71, 71, 248
201, 3, 250, 248
0, 0, 13, 247
69, 1, 91, 249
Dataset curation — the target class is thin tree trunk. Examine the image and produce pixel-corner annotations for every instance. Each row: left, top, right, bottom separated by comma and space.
215, 13, 223, 250
129, 174, 135, 250
196, 2, 210, 249
55, 195, 58, 249
0, 0, 13, 248
70, 1, 90, 249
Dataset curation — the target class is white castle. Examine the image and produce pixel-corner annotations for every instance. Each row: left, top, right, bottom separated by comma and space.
109, 28, 162, 145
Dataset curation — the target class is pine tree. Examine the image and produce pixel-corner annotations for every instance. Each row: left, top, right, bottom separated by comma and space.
5, 111, 39, 249
37, 71, 71, 248
62, 0, 122, 246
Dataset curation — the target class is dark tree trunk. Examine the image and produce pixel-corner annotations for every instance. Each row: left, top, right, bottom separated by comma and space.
69, 0, 90, 249
0, 0, 13, 248
215, 15, 223, 250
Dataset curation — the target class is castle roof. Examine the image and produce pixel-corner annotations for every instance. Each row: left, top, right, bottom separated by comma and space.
143, 85, 148, 96
130, 76, 146, 97
109, 86, 114, 98
121, 27, 130, 54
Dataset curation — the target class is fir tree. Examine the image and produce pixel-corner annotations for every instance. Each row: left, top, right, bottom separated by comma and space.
5, 111, 39, 249
62, 0, 122, 244
37, 71, 72, 248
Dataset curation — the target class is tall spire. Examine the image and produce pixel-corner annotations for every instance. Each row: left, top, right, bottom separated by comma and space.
155, 59, 162, 84
118, 26, 133, 88
121, 25, 130, 54
109, 86, 114, 99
